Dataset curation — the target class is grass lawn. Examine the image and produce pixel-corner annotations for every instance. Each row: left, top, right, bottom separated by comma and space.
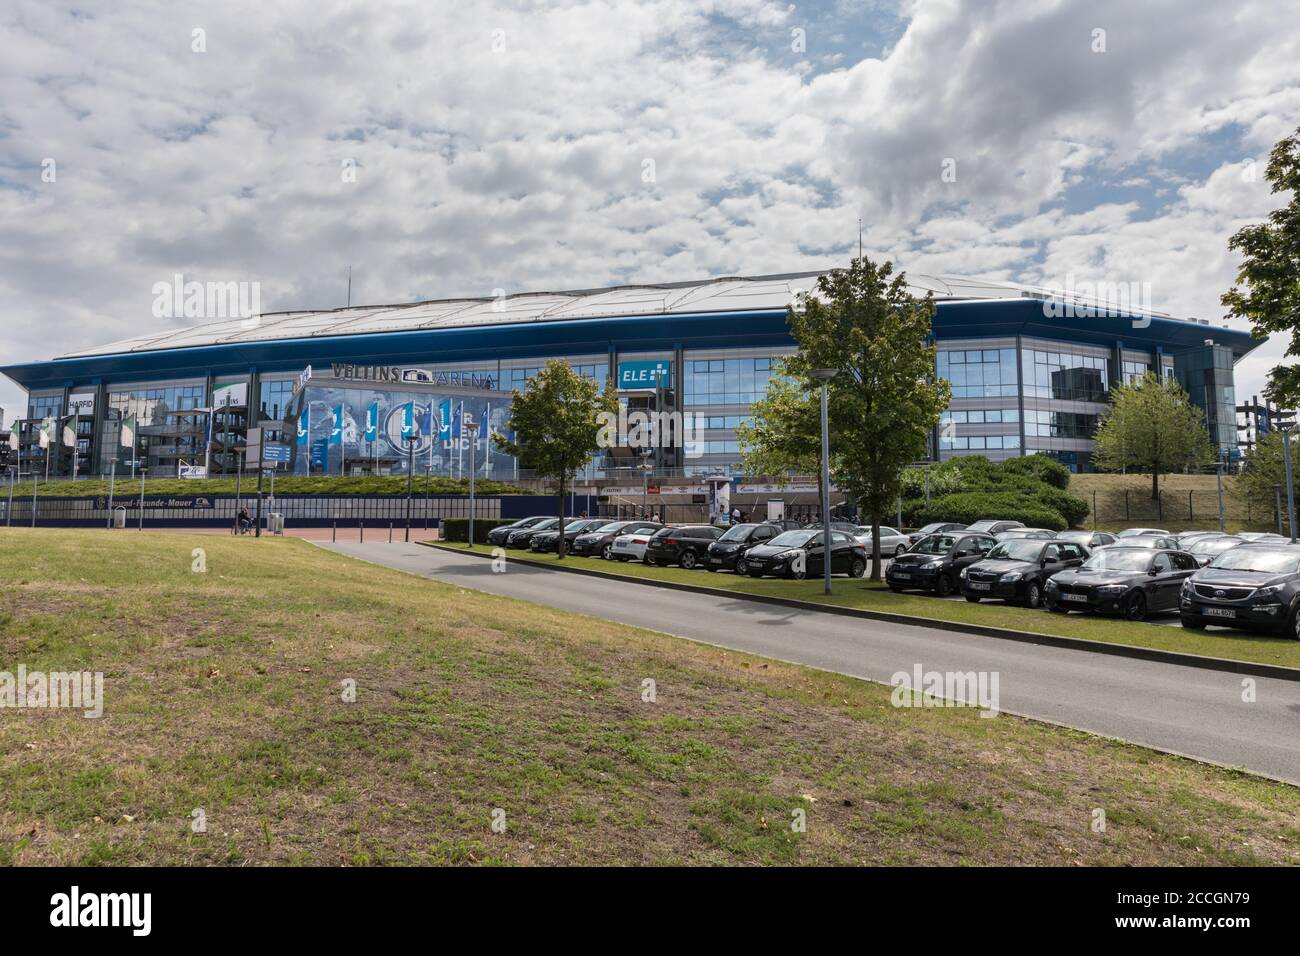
447, 543, 1300, 671
1, 528, 1298, 866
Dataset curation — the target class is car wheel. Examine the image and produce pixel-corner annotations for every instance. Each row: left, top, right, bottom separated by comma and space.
643, 556, 655, 567
849, 557, 866, 578
680, 551, 697, 570
788, 565, 806, 580
734, 559, 747, 575
1123, 591, 1147, 622
602, 545, 614, 560
1285, 601, 1300, 640
1025, 582, 1042, 609
894, 543, 906, 556
934, 573, 953, 597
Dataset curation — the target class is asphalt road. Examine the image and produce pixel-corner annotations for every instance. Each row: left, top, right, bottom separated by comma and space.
321, 540, 1300, 784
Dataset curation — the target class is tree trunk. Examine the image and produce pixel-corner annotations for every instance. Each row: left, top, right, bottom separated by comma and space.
557, 473, 567, 560
1150, 466, 1159, 502
870, 511, 882, 581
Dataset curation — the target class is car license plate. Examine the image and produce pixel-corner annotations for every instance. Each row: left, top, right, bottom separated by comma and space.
893, 572, 911, 580
709, 557, 721, 564
969, 582, 991, 591
1204, 607, 1236, 619
1062, 593, 1088, 603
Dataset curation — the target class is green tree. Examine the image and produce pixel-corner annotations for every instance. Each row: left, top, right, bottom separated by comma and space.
1235, 431, 1294, 529
494, 360, 618, 558
1092, 372, 1215, 499
783, 257, 951, 579
1222, 126, 1300, 409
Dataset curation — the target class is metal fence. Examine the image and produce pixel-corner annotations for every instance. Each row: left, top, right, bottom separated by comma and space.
0, 493, 504, 528
1086, 488, 1290, 531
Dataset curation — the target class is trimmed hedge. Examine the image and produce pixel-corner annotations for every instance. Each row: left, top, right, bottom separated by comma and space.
997, 454, 1072, 490
908, 492, 1068, 531
441, 517, 516, 543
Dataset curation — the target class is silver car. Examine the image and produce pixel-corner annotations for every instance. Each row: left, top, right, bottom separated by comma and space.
852, 525, 910, 556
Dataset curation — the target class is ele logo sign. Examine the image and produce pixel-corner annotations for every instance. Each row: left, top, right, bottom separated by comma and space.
618, 360, 672, 391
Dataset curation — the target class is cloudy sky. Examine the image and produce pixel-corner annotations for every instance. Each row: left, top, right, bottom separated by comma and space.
1, 0, 1298, 419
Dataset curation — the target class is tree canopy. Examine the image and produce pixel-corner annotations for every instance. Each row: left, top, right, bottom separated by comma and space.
1092, 372, 1215, 499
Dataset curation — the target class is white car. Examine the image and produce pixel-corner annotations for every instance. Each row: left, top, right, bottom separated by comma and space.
852, 525, 910, 556
610, 529, 659, 562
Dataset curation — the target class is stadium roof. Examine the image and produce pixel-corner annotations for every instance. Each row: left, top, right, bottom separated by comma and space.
56, 271, 1189, 359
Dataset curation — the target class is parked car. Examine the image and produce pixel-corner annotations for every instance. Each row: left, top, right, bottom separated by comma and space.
886, 531, 997, 596
1117, 527, 1170, 538
1185, 535, 1246, 566
1044, 547, 1197, 620
643, 524, 724, 568
906, 522, 967, 545
965, 519, 1025, 535
1054, 529, 1118, 550
804, 521, 861, 533
503, 517, 560, 548
1237, 532, 1289, 543
486, 516, 550, 546
1097, 534, 1180, 551
1180, 544, 1300, 636
706, 522, 784, 572
610, 526, 670, 562
571, 520, 662, 559
851, 525, 911, 556
994, 527, 1056, 542
1174, 530, 1225, 548
742, 529, 867, 579
960, 537, 1088, 608
529, 518, 605, 553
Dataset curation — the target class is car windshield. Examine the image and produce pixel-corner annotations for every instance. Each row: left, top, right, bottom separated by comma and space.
593, 522, 625, 533
967, 520, 1009, 533
918, 523, 951, 534
532, 518, 559, 529
1055, 531, 1087, 542
1082, 549, 1151, 571
720, 524, 758, 541
1121, 537, 1165, 548
1209, 548, 1300, 573
769, 530, 819, 548
1191, 538, 1243, 554
912, 534, 957, 555
986, 540, 1043, 561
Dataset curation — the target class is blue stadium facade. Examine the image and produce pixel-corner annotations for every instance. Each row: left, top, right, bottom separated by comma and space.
0, 273, 1262, 481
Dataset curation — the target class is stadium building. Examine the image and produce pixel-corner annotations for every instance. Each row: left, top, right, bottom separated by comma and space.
0, 272, 1262, 482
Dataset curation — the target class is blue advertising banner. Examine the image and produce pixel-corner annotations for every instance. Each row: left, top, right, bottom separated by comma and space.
618, 360, 672, 391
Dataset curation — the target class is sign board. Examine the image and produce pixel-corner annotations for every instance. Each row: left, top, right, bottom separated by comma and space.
245, 426, 263, 467
766, 498, 786, 522
617, 360, 672, 391
67, 393, 96, 416
262, 443, 291, 463
212, 382, 248, 409
178, 465, 208, 479
291, 365, 313, 400
737, 482, 819, 495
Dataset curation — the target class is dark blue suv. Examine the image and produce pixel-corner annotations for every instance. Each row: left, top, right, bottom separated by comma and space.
1179, 544, 1300, 637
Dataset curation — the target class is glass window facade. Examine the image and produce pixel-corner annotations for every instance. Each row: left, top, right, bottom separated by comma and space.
108, 383, 204, 425
1122, 359, 1149, 384
1024, 409, 1099, 439
259, 378, 296, 421
27, 394, 62, 421
936, 348, 1018, 398
684, 357, 774, 406
1021, 348, 1108, 402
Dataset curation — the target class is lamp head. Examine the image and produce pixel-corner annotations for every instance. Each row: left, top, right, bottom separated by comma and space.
809, 368, 837, 384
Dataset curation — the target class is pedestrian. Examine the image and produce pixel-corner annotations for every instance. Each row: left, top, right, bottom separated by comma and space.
731, 506, 741, 524
651, 511, 661, 522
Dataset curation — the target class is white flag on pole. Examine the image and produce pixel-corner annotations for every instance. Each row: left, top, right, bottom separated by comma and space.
121, 414, 136, 448
38, 425, 50, 449
63, 423, 76, 447
6, 431, 16, 451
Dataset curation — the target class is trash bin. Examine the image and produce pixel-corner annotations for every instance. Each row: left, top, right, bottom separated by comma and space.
268, 513, 285, 535
112, 506, 127, 529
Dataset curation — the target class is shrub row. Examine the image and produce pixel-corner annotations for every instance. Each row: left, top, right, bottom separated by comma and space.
906, 492, 1068, 531
899, 454, 1086, 529
441, 517, 516, 543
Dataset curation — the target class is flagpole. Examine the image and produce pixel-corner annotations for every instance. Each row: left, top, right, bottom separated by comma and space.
106, 459, 116, 529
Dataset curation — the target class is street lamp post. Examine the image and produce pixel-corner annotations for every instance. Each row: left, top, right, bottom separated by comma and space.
1284, 428, 1297, 544
464, 415, 480, 547
810, 369, 837, 596
404, 435, 418, 543
638, 448, 653, 519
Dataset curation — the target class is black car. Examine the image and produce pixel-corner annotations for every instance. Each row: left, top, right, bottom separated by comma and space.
906, 522, 967, 545
704, 522, 782, 572
965, 519, 1025, 536
644, 524, 724, 568
1054, 529, 1118, 550
742, 529, 867, 580
886, 531, 996, 596
960, 537, 1088, 608
1184, 535, 1246, 567
502, 517, 560, 548
528, 518, 604, 553
1179, 544, 1300, 636
571, 520, 662, 559
486, 515, 550, 546
1044, 547, 1197, 620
